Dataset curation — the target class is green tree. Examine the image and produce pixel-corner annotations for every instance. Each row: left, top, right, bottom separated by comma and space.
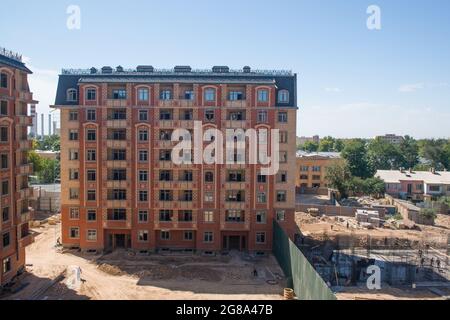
367, 137, 403, 170
419, 139, 448, 170
333, 139, 345, 152
341, 139, 374, 178
399, 135, 419, 169
37, 158, 60, 184
301, 141, 319, 152
28, 151, 44, 173
325, 160, 352, 198
36, 135, 60, 152
318, 136, 335, 152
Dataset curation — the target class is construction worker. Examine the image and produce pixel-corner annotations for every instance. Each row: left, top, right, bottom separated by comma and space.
253, 267, 258, 277
436, 259, 441, 269
430, 257, 434, 267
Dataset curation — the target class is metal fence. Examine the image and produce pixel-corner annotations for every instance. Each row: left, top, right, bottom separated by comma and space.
273, 221, 337, 300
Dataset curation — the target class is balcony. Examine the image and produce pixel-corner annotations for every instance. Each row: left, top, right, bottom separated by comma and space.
19, 233, 35, 248
225, 100, 247, 108
158, 100, 176, 107
105, 160, 128, 168
103, 219, 131, 229
157, 120, 175, 128
223, 120, 248, 128
106, 140, 128, 148
18, 91, 36, 103
178, 99, 194, 108
18, 139, 33, 150
221, 221, 249, 231
17, 163, 33, 175
224, 202, 246, 210
105, 200, 128, 208
18, 115, 33, 126
18, 187, 33, 198
106, 99, 127, 107
18, 210, 32, 224
106, 180, 129, 188
106, 120, 128, 128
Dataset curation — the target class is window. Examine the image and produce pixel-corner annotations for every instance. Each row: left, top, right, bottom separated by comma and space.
138, 230, 149, 242
139, 190, 148, 202
86, 129, 96, 141
205, 109, 215, 122
257, 89, 269, 102
277, 171, 288, 183
86, 150, 96, 161
300, 174, 308, 180
279, 131, 288, 143
0, 73, 8, 88
159, 170, 172, 181
87, 109, 96, 121
300, 166, 309, 172
276, 210, 285, 221
1, 154, 8, 169
69, 208, 79, 220
139, 150, 148, 162
69, 111, 78, 121
0, 127, 7, 142
184, 231, 193, 241
2, 232, 10, 247
312, 175, 321, 181
1, 180, 9, 196
0, 100, 8, 116
138, 210, 148, 223
416, 184, 423, 191
203, 232, 213, 243
256, 211, 267, 224
184, 91, 194, 100
161, 231, 170, 240
228, 170, 244, 182
257, 110, 267, 123
111, 149, 126, 161
204, 88, 216, 101
69, 227, 80, 239
69, 188, 79, 199
204, 171, 214, 182
179, 210, 193, 222
226, 190, 245, 202
160, 90, 172, 100
429, 185, 441, 192
67, 89, 77, 101
112, 89, 127, 100
278, 112, 288, 123
87, 169, 96, 181
87, 190, 96, 201
257, 173, 267, 183
204, 211, 214, 223
256, 232, 266, 244
111, 129, 126, 140
2, 207, 9, 222
87, 230, 97, 241
181, 190, 193, 202
276, 191, 287, 202
69, 149, 79, 160
107, 208, 127, 220
159, 190, 172, 201
110, 189, 126, 200
86, 88, 96, 101
228, 111, 245, 121
87, 210, 97, 221
279, 151, 288, 163
229, 91, 244, 101
138, 129, 148, 142
139, 110, 148, 121
139, 170, 148, 182
159, 210, 173, 222
257, 192, 267, 203
160, 109, 172, 120
159, 150, 171, 161
204, 192, 214, 202
2, 257, 11, 274
138, 88, 149, 101
278, 90, 289, 103
226, 210, 244, 222
312, 166, 321, 172
69, 129, 78, 141
110, 109, 127, 120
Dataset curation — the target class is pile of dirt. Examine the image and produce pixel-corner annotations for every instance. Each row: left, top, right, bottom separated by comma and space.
97, 264, 124, 276
133, 265, 176, 280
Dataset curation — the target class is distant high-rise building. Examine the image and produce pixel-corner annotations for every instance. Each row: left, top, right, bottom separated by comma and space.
375, 134, 404, 145
0, 48, 36, 287
30, 104, 37, 137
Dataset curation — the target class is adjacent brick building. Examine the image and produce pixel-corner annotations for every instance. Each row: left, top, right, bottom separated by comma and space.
53, 65, 297, 254
0, 48, 36, 287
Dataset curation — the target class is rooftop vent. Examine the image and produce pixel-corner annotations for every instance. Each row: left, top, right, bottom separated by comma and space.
243, 66, 251, 73
136, 65, 154, 73
116, 65, 124, 72
101, 66, 113, 74
212, 66, 230, 73
174, 66, 192, 73
90, 67, 97, 74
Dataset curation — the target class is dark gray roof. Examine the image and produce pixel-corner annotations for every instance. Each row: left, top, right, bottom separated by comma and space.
54, 67, 297, 107
0, 52, 32, 74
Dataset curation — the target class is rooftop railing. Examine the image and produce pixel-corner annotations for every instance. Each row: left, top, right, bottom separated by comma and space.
0, 47, 23, 62
61, 68, 293, 76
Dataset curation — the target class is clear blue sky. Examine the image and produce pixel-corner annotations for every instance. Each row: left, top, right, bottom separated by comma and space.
1, 0, 449, 138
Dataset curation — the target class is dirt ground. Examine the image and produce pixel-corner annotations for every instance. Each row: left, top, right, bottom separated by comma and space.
335, 286, 448, 300
4, 220, 285, 300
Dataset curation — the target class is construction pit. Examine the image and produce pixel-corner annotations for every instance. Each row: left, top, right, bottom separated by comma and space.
1, 218, 286, 300
295, 211, 450, 300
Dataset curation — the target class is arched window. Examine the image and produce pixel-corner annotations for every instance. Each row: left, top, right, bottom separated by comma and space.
0, 73, 8, 89
67, 89, 78, 102
85, 88, 97, 101
278, 90, 289, 103
204, 88, 216, 102
257, 89, 269, 102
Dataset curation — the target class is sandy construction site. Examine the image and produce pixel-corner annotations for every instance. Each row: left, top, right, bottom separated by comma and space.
3, 219, 285, 300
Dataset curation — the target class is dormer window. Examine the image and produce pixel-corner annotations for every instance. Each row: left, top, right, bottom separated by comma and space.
257, 89, 269, 102
86, 88, 96, 101
204, 88, 216, 102
278, 90, 289, 103
0, 73, 8, 88
67, 89, 78, 102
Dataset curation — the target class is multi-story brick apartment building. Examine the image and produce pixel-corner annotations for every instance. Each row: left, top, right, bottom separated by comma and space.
0, 48, 36, 287
53, 65, 297, 254
296, 151, 342, 194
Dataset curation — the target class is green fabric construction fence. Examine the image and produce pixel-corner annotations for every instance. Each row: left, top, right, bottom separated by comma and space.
273, 221, 337, 300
